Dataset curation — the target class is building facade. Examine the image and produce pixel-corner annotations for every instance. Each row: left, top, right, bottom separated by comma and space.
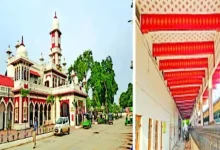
0, 12, 87, 130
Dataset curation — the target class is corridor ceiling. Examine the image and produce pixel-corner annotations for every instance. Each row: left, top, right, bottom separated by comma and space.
136, 0, 220, 119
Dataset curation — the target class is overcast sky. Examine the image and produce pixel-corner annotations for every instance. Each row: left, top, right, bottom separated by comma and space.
0, 0, 132, 104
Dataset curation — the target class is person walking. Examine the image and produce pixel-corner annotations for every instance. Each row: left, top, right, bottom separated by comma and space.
32, 117, 38, 149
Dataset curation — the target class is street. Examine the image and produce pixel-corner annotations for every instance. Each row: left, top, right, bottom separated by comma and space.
7, 118, 133, 150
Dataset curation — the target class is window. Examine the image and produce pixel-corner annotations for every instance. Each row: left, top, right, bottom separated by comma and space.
15, 101, 19, 123
155, 120, 158, 150
23, 101, 28, 122
22, 66, 23, 79
148, 118, 152, 150
52, 37, 55, 43
135, 115, 141, 150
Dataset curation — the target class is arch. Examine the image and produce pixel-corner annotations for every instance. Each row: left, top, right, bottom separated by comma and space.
34, 103, 39, 121
44, 104, 47, 121
48, 104, 51, 120
6, 100, 14, 110
60, 102, 69, 117
0, 102, 6, 130
6, 102, 13, 129
39, 104, 43, 126
29, 102, 34, 127
45, 80, 49, 87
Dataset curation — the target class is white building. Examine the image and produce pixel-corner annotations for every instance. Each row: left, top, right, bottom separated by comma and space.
0, 12, 87, 130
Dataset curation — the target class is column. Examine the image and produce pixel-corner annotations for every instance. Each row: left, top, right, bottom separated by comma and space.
38, 111, 40, 127
208, 78, 214, 123
47, 111, 49, 125
84, 100, 87, 113
200, 98, 204, 126
4, 111, 7, 130
42, 111, 44, 124
12, 111, 14, 128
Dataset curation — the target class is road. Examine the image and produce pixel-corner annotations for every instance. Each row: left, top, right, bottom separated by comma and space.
8, 118, 133, 150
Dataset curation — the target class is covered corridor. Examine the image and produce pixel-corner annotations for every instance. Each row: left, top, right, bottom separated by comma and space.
135, 0, 220, 149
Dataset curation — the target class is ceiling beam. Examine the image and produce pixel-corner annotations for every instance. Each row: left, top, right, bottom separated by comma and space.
140, 14, 220, 33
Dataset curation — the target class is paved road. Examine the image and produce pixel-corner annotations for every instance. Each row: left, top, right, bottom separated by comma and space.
8, 118, 133, 150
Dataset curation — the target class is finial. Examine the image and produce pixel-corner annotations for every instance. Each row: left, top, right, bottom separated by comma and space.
20, 36, 25, 46
54, 11, 57, 18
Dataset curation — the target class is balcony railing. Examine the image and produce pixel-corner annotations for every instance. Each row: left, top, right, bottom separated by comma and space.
29, 83, 52, 94
52, 83, 86, 95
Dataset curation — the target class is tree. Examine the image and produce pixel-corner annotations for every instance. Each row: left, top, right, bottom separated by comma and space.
119, 83, 133, 108
46, 94, 54, 104
21, 89, 30, 98
88, 56, 118, 113
68, 50, 93, 86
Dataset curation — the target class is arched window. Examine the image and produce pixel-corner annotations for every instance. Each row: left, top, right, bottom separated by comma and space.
23, 100, 28, 122
15, 101, 19, 123
24, 67, 26, 80
22, 66, 24, 80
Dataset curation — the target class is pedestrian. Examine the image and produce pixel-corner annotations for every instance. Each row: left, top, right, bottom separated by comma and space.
32, 117, 38, 149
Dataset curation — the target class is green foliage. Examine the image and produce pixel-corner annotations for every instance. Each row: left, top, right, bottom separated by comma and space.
68, 50, 118, 113
46, 95, 54, 104
68, 50, 93, 84
119, 83, 133, 108
88, 56, 118, 113
20, 89, 30, 98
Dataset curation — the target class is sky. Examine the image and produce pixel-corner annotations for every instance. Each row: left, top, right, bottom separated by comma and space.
0, 0, 133, 104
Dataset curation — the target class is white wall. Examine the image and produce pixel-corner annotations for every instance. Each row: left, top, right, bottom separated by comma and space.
135, 20, 180, 150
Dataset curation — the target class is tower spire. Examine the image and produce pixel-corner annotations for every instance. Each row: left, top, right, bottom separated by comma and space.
54, 11, 57, 18
20, 36, 25, 46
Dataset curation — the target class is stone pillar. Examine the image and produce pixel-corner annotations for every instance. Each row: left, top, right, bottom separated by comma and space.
4, 111, 7, 130
38, 111, 40, 127
208, 78, 214, 123
84, 100, 87, 113
47, 111, 49, 125
200, 99, 204, 126
11, 111, 14, 128
42, 111, 44, 124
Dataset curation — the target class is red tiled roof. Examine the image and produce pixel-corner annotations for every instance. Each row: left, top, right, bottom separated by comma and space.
0, 74, 14, 87
30, 70, 40, 77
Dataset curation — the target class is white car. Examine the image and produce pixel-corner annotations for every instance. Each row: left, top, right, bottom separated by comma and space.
54, 117, 70, 135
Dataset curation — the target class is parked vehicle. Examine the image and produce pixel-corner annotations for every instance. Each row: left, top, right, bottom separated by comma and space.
108, 113, 114, 125
54, 117, 70, 135
125, 113, 133, 126
82, 113, 92, 129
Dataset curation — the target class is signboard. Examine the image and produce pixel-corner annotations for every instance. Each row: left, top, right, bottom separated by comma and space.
162, 122, 166, 133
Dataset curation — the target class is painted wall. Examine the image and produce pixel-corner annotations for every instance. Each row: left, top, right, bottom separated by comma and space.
135, 19, 180, 150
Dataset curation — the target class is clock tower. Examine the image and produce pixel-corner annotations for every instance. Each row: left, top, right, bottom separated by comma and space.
49, 12, 62, 67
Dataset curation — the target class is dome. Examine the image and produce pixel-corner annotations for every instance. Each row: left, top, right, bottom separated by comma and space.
17, 45, 28, 58
17, 36, 28, 58
52, 12, 59, 30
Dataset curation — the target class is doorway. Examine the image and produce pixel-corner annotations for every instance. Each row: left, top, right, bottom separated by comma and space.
7, 102, 13, 128
135, 115, 141, 150
34, 104, 39, 122
40, 104, 43, 126
29, 103, 34, 127
0, 103, 5, 130
148, 118, 152, 150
